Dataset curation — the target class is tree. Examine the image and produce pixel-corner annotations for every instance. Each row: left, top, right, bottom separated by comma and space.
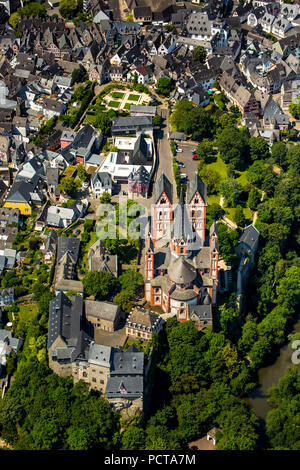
220, 179, 244, 207
233, 206, 246, 227
206, 204, 223, 228
266, 366, 300, 450
193, 46, 207, 64
18, 3, 46, 18
248, 188, 261, 210
289, 96, 300, 119
93, 112, 111, 135
59, 0, 80, 19
9, 12, 20, 28
216, 127, 249, 169
83, 271, 117, 299
122, 427, 145, 450
170, 100, 194, 132
153, 114, 162, 126
249, 136, 270, 161
58, 177, 80, 197
126, 14, 134, 22
118, 269, 144, 293
271, 141, 288, 168
196, 139, 214, 163
155, 77, 174, 97
246, 160, 267, 187
77, 164, 87, 181
198, 166, 221, 195
99, 191, 112, 204
184, 107, 214, 141
72, 68, 87, 84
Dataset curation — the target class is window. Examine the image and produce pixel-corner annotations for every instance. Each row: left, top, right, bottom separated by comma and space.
92, 377, 96, 382
83, 372, 87, 378
100, 380, 104, 384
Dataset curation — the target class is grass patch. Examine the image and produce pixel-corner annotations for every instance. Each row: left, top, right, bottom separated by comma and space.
17, 301, 39, 322
111, 91, 125, 99
108, 100, 120, 108
127, 94, 140, 102
123, 102, 131, 110
224, 206, 253, 224
235, 171, 249, 187
206, 154, 228, 180
207, 194, 220, 205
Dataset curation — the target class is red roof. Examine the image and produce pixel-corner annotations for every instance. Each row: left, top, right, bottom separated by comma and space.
136, 65, 148, 76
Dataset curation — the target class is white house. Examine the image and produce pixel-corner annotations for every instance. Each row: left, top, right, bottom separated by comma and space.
91, 172, 113, 198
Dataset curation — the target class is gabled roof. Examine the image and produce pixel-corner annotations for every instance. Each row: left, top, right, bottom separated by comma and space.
187, 172, 207, 205
238, 224, 260, 251
153, 172, 172, 204
5, 180, 33, 204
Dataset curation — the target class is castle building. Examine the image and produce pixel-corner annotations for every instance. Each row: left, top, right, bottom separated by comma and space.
145, 172, 219, 321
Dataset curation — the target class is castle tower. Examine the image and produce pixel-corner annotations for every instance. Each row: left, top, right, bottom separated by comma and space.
145, 234, 154, 303
186, 172, 207, 248
170, 188, 190, 256
151, 173, 173, 242
209, 222, 219, 303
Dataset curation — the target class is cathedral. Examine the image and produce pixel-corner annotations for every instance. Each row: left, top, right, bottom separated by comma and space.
144, 172, 219, 322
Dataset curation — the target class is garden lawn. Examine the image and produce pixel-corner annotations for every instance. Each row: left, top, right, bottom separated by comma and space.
127, 94, 140, 101
108, 100, 120, 108
235, 171, 249, 187
123, 103, 131, 110
17, 301, 39, 322
206, 154, 228, 180
111, 91, 125, 99
207, 194, 220, 206
224, 206, 253, 224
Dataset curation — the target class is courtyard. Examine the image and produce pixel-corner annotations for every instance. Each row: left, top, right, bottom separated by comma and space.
104, 88, 151, 111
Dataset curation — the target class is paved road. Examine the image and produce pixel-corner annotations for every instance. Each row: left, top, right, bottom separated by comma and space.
155, 106, 178, 201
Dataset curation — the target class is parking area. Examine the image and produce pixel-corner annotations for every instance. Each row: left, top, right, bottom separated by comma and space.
174, 141, 200, 182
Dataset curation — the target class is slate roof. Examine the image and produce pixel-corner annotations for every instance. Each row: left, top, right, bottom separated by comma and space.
105, 376, 143, 399
153, 172, 173, 204
186, 172, 207, 205
88, 343, 112, 367
47, 292, 83, 350
5, 181, 34, 204
57, 236, 80, 264
85, 300, 120, 322
168, 256, 197, 284
238, 224, 260, 251
110, 349, 144, 376
188, 304, 212, 322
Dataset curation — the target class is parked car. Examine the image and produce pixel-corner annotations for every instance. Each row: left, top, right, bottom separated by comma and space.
177, 162, 185, 168
75, 229, 81, 236
192, 148, 196, 153
180, 173, 187, 180
193, 154, 199, 160
176, 148, 183, 153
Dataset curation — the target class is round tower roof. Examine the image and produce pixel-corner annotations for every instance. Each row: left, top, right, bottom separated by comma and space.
168, 257, 197, 284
